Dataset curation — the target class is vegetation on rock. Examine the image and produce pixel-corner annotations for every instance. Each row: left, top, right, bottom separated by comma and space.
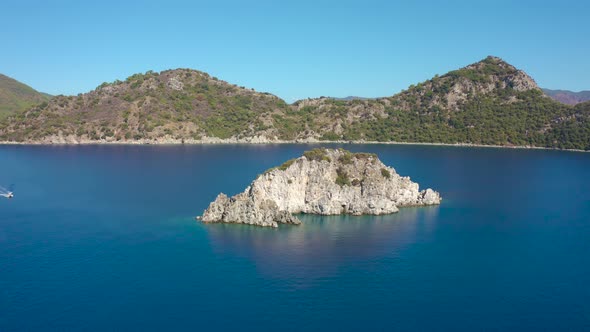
335, 167, 351, 187
303, 148, 332, 162
278, 159, 296, 171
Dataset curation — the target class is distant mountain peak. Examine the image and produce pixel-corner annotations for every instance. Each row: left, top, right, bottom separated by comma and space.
449, 56, 539, 92
542, 88, 590, 105
392, 56, 541, 115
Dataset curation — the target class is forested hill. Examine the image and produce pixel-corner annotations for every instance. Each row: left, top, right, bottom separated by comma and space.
289, 56, 588, 150
0, 56, 588, 150
0, 69, 290, 143
0, 74, 50, 119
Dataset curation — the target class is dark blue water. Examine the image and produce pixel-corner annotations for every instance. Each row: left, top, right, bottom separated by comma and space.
1, 144, 589, 331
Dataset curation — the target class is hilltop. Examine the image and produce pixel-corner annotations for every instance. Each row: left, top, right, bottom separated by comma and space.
0, 56, 588, 150
0, 74, 50, 119
0, 69, 289, 143
281, 56, 587, 149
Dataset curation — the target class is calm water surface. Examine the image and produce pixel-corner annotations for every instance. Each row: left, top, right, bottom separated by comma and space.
1, 144, 589, 331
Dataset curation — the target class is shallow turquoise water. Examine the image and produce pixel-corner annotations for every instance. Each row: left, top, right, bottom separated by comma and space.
1, 144, 589, 331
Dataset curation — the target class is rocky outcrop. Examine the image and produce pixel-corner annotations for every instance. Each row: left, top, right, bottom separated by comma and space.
200, 193, 302, 228
200, 148, 441, 227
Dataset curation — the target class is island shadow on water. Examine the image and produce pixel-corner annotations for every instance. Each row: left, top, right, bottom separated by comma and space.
203, 206, 440, 286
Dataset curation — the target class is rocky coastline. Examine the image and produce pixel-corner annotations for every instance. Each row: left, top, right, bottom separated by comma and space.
1, 136, 585, 152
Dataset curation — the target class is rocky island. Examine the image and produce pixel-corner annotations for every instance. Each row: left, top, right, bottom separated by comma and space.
199, 148, 441, 227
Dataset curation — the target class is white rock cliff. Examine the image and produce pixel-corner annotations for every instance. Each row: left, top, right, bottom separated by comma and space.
200, 148, 441, 227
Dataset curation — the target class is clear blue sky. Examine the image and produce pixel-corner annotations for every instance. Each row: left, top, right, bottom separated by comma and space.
1, 0, 588, 102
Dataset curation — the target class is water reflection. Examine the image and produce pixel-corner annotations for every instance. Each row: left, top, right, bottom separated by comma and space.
204, 206, 440, 285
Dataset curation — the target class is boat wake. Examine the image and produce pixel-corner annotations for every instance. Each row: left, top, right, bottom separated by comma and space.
0, 184, 14, 199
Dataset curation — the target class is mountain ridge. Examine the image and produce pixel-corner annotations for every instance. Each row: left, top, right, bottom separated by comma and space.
542, 88, 590, 105
0, 56, 588, 150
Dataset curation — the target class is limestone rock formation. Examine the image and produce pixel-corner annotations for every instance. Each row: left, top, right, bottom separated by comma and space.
200, 148, 441, 227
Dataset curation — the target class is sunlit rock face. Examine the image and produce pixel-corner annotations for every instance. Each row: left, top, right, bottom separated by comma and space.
200, 148, 441, 227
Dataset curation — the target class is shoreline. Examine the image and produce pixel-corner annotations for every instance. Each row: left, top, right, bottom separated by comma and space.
0, 137, 587, 153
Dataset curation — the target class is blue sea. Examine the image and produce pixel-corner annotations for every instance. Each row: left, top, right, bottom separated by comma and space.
1, 144, 589, 331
